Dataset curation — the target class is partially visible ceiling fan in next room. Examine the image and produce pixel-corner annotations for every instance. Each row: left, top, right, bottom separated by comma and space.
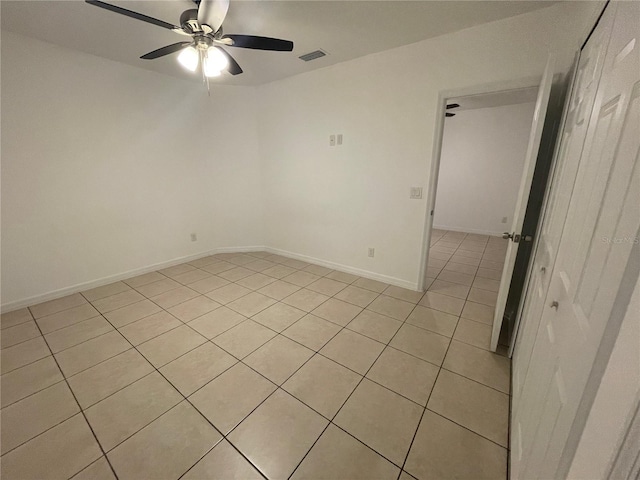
445, 103, 459, 117
85, 0, 294, 81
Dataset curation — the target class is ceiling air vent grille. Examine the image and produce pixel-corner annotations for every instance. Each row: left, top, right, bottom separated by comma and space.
299, 50, 327, 62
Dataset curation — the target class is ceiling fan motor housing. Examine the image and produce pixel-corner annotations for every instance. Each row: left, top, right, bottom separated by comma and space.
180, 9, 202, 34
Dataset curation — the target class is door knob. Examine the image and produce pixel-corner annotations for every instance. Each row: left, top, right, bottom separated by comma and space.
503, 232, 521, 243
550, 300, 559, 310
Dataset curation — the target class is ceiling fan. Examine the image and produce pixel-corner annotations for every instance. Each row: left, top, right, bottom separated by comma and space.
85, 0, 294, 79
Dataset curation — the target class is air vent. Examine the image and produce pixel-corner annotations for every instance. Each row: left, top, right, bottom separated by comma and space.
299, 50, 327, 62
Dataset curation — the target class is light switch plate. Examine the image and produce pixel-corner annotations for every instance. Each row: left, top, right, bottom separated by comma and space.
337, 134, 343, 145
329, 135, 336, 146
410, 187, 423, 199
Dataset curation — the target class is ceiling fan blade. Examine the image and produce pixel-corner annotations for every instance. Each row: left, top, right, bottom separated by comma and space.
85, 0, 181, 31
223, 35, 293, 52
197, 0, 229, 34
217, 48, 243, 75
140, 42, 192, 60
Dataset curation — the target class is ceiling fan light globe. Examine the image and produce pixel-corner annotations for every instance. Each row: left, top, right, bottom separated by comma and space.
177, 46, 198, 72
206, 46, 229, 72
204, 68, 222, 78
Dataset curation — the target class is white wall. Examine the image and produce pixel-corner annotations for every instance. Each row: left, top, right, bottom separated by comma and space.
434, 102, 536, 236
1, 31, 263, 309
1, 2, 603, 309
257, 2, 602, 289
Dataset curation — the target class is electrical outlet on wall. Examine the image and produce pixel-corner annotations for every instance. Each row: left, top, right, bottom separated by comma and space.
368, 247, 375, 258
190, 233, 197, 242
329, 135, 336, 146
502, 217, 508, 224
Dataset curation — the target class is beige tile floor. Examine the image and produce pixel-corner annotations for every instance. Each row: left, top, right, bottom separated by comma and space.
0, 230, 510, 480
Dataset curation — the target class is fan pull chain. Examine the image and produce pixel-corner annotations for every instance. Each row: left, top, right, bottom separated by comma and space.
199, 48, 211, 96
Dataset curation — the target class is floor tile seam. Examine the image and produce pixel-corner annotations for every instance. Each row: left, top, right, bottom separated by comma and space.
122, 271, 170, 289
21, 338, 131, 381
313, 294, 431, 476
43, 323, 120, 355
438, 366, 511, 396
395, 246, 481, 473
448, 329, 496, 351
71, 294, 250, 480
342, 321, 404, 345
82, 285, 141, 304
395, 300, 461, 478
468, 284, 501, 294
107, 321, 189, 356
285, 348, 425, 478
0, 407, 88, 458
283, 422, 334, 480
7, 258, 404, 462
23, 303, 120, 479
177, 434, 267, 480
28, 300, 91, 321
424, 407, 509, 450
271, 335, 431, 413
216, 304, 377, 478
0, 329, 48, 351
105, 304, 178, 329
37, 312, 112, 335
72, 368, 159, 411
131, 281, 184, 299
109, 399, 227, 474
402, 319, 458, 341
0, 376, 69, 410
413, 300, 464, 318
231, 302, 357, 389
87, 393, 187, 456
0, 317, 35, 330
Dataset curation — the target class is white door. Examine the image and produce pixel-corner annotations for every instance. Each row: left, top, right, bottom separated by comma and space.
511, 6, 614, 410
513, 2, 640, 478
490, 57, 556, 351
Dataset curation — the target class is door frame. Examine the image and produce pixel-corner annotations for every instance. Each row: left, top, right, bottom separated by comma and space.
418, 76, 542, 292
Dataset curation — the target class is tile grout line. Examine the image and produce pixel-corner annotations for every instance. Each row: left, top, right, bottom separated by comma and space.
23, 305, 121, 480
72, 292, 244, 480
288, 276, 440, 478
395, 231, 477, 480
398, 231, 510, 478
4, 243, 508, 479
2, 251, 376, 479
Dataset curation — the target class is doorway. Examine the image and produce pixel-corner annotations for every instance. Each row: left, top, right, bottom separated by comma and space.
424, 87, 538, 353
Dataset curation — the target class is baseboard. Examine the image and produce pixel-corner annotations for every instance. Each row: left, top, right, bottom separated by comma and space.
264, 247, 419, 291
433, 224, 504, 237
2, 244, 420, 314
0, 245, 265, 313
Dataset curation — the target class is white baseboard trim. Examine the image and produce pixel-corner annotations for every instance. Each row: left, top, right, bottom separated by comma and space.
2, 245, 420, 313
264, 247, 419, 291
433, 224, 504, 237
0, 245, 265, 314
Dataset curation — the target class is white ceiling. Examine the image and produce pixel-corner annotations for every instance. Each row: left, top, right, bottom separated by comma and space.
1, 0, 558, 86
